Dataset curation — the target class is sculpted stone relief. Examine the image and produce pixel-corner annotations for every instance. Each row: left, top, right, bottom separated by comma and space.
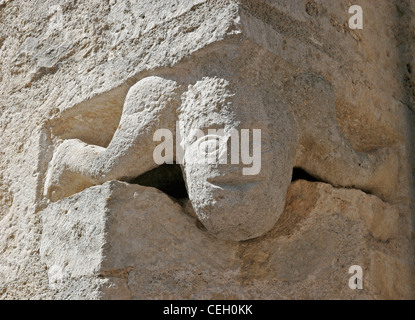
44, 41, 396, 241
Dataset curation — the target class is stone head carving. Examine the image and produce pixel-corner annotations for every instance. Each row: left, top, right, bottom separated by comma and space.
176, 74, 297, 240
44, 41, 397, 241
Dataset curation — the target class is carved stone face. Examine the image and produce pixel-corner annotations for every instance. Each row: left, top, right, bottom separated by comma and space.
179, 76, 296, 241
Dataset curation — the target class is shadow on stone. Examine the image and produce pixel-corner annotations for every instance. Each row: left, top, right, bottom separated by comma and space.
130, 164, 189, 200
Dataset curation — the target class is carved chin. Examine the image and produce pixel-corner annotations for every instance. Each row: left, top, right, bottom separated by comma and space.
194, 199, 281, 242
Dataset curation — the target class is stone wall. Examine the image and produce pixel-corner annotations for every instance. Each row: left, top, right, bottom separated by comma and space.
0, 0, 414, 299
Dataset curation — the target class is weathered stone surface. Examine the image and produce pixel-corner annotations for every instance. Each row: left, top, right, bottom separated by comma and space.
0, 0, 414, 299
369, 251, 415, 300
39, 180, 411, 299
42, 44, 399, 242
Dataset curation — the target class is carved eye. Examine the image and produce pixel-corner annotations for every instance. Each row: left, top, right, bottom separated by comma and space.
185, 134, 227, 164
198, 135, 222, 156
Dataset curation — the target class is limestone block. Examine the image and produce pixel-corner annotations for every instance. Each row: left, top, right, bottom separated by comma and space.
369, 251, 415, 300
42, 51, 399, 242
40, 180, 409, 299
1, 0, 414, 301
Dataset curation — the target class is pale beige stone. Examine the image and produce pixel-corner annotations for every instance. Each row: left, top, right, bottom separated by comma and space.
43, 44, 399, 241
39, 180, 412, 299
0, 0, 414, 299
369, 251, 415, 300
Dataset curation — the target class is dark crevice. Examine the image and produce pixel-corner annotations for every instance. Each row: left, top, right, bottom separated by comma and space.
130, 164, 189, 200
291, 167, 321, 183
291, 168, 380, 200
132, 165, 361, 197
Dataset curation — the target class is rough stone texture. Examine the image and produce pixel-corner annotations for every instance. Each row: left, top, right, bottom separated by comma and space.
42, 55, 399, 241
39, 180, 411, 299
0, 0, 414, 299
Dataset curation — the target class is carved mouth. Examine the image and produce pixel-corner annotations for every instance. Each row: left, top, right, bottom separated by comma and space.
207, 177, 263, 191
